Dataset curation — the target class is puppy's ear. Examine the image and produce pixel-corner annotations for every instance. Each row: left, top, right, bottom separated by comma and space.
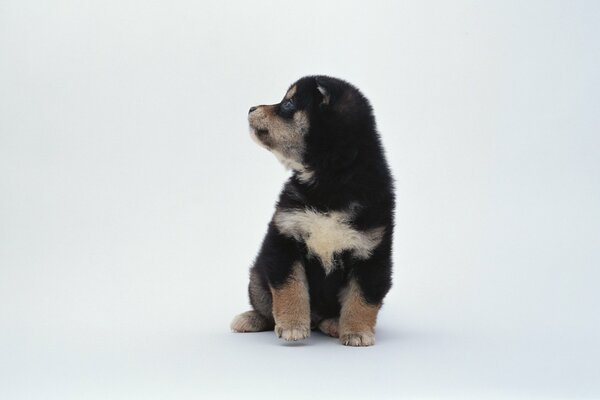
315, 77, 331, 106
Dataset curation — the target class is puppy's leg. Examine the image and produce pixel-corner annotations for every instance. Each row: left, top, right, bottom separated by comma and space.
270, 262, 311, 341
231, 267, 275, 333
339, 278, 381, 347
339, 246, 392, 347
231, 223, 308, 341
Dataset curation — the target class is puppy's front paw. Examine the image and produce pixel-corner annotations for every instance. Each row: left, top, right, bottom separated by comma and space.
340, 332, 375, 347
275, 323, 310, 341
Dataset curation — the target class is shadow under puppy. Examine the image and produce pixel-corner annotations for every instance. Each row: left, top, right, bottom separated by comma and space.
231, 76, 395, 346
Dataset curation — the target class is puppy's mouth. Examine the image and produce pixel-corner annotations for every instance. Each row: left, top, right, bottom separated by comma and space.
249, 126, 272, 149
248, 120, 268, 136
249, 123, 269, 139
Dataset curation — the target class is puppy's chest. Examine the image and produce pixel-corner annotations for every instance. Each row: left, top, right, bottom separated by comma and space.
273, 208, 384, 274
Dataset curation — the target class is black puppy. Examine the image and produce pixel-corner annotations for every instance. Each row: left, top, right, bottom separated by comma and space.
231, 76, 395, 346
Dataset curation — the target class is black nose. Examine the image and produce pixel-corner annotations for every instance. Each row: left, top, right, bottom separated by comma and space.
249, 106, 257, 114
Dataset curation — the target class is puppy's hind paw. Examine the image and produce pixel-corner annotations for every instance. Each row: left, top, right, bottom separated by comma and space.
230, 310, 273, 333
318, 318, 339, 338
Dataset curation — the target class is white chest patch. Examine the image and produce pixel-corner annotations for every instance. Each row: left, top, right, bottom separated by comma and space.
274, 208, 385, 274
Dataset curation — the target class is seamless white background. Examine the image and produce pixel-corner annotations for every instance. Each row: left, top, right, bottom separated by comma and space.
1, 1, 599, 398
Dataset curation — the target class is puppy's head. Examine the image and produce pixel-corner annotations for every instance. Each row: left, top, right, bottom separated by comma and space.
248, 76, 373, 178
247, 81, 310, 171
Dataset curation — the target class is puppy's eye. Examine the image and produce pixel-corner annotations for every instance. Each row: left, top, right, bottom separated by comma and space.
280, 99, 296, 114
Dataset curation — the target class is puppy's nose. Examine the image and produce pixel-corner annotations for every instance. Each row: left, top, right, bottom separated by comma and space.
248, 106, 258, 114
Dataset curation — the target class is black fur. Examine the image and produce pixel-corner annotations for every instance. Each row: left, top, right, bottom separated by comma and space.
247, 76, 394, 323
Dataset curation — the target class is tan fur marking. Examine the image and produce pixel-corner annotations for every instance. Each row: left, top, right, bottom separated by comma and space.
339, 279, 380, 346
285, 84, 297, 99
317, 84, 330, 105
274, 209, 385, 274
270, 262, 311, 341
297, 169, 314, 183
248, 106, 310, 172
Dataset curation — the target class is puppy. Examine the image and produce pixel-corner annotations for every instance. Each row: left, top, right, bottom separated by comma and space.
231, 76, 395, 346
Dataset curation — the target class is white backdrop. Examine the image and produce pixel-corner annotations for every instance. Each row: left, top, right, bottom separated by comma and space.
1, 1, 599, 398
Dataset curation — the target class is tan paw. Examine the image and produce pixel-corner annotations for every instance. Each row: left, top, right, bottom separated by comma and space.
340, 332, 375, 347
230, 310, 273, 332
275, 323, 310, 341
318, 318, 339, 338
